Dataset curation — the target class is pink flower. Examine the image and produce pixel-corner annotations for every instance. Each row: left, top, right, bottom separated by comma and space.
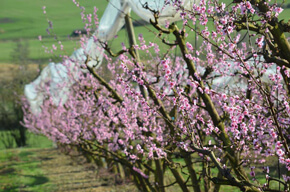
274, 7, 283, 17
256, 36, 264, 48
42, 6, 46, 14
245, 1, 252, 9
277, 149, 285, 157
186, 42, 194, 51
52, 44, 57, 50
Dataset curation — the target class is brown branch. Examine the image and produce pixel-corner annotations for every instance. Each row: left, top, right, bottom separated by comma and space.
86, 61, 124, 103
264, 51, 290, 68
162, 38, 178, 46
188, 137, 261, 192
100, 41, 127, 57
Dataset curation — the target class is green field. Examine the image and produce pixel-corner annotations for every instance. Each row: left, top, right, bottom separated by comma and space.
1, 0, 289, 64
0, 0, 105, 63
0, 0, 109, 40
0, 0, 161, 64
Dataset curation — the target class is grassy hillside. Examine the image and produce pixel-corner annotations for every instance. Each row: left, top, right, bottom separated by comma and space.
0, 0, 159, 64
1, 0, 289, 64
0, 0, 108, 40
0, 0, 108, 63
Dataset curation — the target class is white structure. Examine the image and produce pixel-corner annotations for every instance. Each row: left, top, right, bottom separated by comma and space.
24, 0, 198, 114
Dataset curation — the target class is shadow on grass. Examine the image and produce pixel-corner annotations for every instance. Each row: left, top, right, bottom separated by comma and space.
2, 174, 49, 192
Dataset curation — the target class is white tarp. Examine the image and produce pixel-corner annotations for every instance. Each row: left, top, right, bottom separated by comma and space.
25, 0, 197, 114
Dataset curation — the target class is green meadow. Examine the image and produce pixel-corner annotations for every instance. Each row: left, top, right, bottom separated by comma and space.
1, 0, 289, 64
0, 0, 105, 63
1, 0, 290, 65
0, 0, 161, 64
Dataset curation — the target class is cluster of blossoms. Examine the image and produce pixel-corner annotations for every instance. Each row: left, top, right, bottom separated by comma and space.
23, 0, 289, 191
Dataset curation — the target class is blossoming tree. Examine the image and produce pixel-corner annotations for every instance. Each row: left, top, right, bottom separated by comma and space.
23, 0, 290, 191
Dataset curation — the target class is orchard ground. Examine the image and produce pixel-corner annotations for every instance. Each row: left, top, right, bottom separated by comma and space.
0, 142, 137, 191
0, 138, 283, 191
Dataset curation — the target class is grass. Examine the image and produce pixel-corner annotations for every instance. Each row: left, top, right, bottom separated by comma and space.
0, 38, 81, 63
0, 145, 284, 192
0, 0, 107, 63
0, 146, 54, 191
1, 0, 289, 64
0, 131, 54, 150
0, 0, 108, 40
0, 0, 158, 64
0, 147, 137, 192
